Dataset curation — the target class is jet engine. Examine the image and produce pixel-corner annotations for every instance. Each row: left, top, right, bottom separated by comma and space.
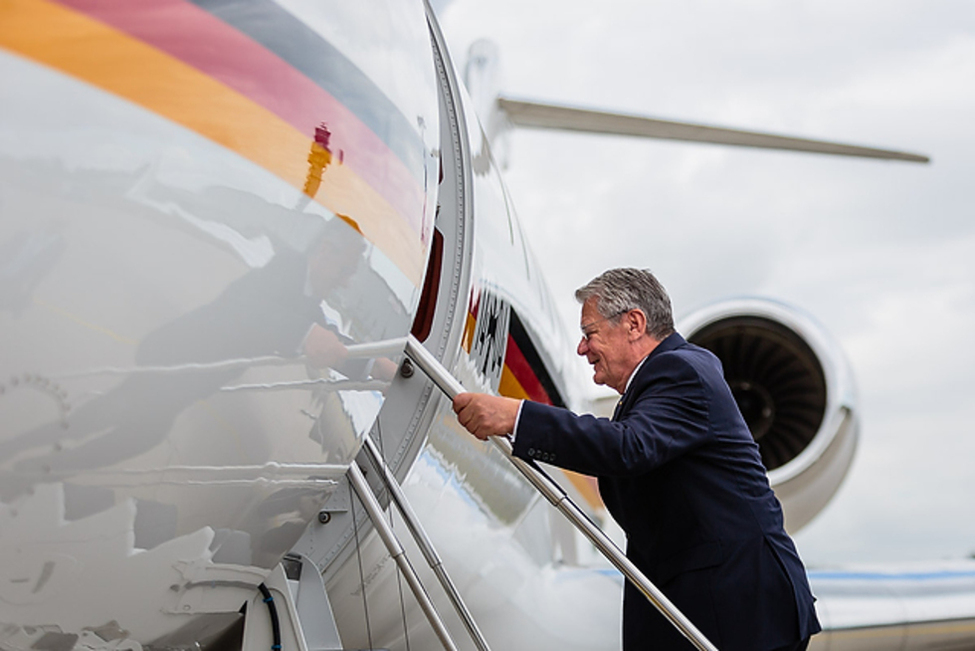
678, 298, 858, 533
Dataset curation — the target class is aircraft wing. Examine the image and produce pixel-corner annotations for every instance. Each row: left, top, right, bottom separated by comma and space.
809, 561, 975, 649
498, 96, 930, 163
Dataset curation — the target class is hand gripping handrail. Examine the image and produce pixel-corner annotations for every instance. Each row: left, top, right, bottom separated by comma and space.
404, 335, 719, 651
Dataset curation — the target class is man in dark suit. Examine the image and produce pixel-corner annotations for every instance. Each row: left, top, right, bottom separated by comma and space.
453, 268, 820, 651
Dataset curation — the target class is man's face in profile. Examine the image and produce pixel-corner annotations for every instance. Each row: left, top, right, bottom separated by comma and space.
577, 298, 632, 393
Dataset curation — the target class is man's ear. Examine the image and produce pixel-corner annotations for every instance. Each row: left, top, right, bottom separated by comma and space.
626, 309, 647, 340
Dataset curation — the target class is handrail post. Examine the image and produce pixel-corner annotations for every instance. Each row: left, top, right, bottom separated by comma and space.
404, 334, 719, 651
361, 435, 493, 651
346, 462, 459, 651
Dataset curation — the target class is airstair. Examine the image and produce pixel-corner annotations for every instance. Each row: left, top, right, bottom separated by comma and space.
238, 335, 718, 651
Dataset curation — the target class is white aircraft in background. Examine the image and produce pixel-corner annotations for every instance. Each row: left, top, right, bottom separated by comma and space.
2, 2, 974, 651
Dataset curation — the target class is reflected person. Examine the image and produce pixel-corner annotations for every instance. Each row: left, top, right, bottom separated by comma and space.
1, 216, 374, 492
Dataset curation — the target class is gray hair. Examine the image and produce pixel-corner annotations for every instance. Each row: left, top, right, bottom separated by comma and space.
575, 268, 674, 340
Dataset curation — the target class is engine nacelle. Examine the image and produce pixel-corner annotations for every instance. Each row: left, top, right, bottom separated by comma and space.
678, 298, 858, 533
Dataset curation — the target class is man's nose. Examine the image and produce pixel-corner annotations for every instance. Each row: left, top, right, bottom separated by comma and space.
577, 337, 588, 356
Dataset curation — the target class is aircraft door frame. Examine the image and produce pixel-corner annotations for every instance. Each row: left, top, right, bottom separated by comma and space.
292, 0, 475, 577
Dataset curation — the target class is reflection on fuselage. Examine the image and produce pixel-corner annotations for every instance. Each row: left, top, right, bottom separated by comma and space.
5, 218, 357, 471
0, 0, 438, 638
2, 214, 400, 574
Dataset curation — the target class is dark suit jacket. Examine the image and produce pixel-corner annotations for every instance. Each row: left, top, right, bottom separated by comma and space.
514, 332, 820, 651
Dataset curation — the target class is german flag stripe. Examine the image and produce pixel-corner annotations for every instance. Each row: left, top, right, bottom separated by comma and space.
463, 296, 560, 407
463, 296, 605, 511
0, 0, 427, 285
189, 0, 425, 184
498, 364, 529, 401
509, 311, 565, 408
53, 0, 427, 238
502, 334, 552, 405
500, 316, 604, 511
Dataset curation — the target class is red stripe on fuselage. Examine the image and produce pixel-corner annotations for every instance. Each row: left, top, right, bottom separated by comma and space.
54, 0, 425, 238
505, 334, 553, 405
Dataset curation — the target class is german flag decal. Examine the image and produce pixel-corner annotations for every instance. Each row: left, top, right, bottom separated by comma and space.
462, 290, 602, 509
0, 0, 431, 285
463, 289, 563, 408
501, 312, 565, 408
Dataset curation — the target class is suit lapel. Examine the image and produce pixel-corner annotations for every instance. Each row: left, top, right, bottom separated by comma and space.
612, 332, 687, 421
611, 398, 625, 422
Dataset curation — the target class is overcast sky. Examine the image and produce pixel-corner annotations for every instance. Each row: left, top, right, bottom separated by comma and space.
438, 0, 975, 567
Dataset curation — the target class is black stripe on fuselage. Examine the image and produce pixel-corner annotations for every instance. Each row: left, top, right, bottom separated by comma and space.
190, 0, 426, 182
510, 310, 566, 408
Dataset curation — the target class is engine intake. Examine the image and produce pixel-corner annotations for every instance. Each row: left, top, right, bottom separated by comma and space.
680, 299, 858, 532
690, 316, 826, 471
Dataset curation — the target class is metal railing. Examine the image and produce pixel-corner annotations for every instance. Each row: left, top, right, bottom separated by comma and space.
346, 462, 459, 651
361, 435, 492, 651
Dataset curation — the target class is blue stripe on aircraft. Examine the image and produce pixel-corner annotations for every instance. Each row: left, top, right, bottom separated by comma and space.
809, 569, 975, 581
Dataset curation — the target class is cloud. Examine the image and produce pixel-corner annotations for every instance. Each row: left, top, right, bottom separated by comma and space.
440, 0, 975, 564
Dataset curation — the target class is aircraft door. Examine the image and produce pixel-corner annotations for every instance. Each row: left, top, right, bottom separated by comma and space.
290, 0, 476, 613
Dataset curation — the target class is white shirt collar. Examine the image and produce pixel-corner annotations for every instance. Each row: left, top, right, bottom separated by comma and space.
623, 353, 650, 395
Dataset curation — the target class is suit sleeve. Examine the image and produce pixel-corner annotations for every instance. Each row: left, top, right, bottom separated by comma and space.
513, 353, 713, 477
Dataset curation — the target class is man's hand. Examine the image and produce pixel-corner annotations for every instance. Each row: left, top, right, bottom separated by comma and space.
370, 357, 398, 382
452, 393, 521, 441
302, 324, 349, 368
